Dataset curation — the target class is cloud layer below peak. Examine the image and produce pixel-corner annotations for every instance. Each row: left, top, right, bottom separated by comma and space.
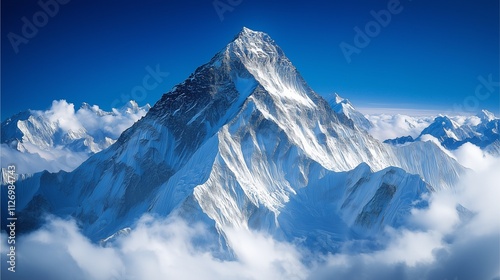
2, 161, 499, 280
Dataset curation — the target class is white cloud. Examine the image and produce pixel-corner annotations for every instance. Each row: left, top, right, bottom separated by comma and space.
357, 107, 444, 116
1, 215, 308, 280
33, 99, 148, 141
225, 227, 308, 280
74, 102, 148, 140
410, 191, 459, 234
457, 161, 500, 235
1, 143, 88, 174
451, 142, 500, 172
42, 100, 85, 132
374, 228, 444, 266
366, 114, 434, 141
450, 115, 481, 127
417, 134, 500, 173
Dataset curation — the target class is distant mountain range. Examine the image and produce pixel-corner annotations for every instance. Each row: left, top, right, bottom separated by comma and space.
1, 100, 149, 173
382, 110, 499, 154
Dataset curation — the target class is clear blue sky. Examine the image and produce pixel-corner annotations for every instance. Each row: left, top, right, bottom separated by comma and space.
2, 0, 499, 120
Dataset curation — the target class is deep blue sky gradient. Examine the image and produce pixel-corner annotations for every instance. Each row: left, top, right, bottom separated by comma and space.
2, 0, 499, 120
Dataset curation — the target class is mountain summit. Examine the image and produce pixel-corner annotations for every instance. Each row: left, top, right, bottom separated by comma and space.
11, 28, 465, 253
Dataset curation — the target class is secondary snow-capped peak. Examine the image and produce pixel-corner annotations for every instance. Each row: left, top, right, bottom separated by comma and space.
118, 100, 151, 114
327, 92, 373, 131
420, 115, 462, 140
435, 115, 458, 128
333, 93, 346, 104
79, 102, 109, 117
328, 93, 356, 110
476, 109, 496, 122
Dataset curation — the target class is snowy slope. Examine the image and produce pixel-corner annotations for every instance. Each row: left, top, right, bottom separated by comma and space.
12, 27, 466, 253
278, 163, 431, 251
1, 100, 150, 173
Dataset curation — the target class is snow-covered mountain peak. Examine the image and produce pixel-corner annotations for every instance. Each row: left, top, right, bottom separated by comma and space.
226, 27, 288, 70
11, 28, 467, 254
477, 109, 496, 122
224, 28, 317, 110
236, 26, 261, 37
80, 102, 91, 110
233, 27, 271, 45
149, 27, 319, 130
333, 93, 347, 104
79, 102, 109, 116
122, 100, 138, 110
228, 27, 278, 61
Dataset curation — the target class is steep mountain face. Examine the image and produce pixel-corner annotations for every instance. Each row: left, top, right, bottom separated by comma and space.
327, 93, 373, 131
484, 139, 500, 156
383, 111, 499, 150
12, 28, 465, 252
1, 101, 150, 173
